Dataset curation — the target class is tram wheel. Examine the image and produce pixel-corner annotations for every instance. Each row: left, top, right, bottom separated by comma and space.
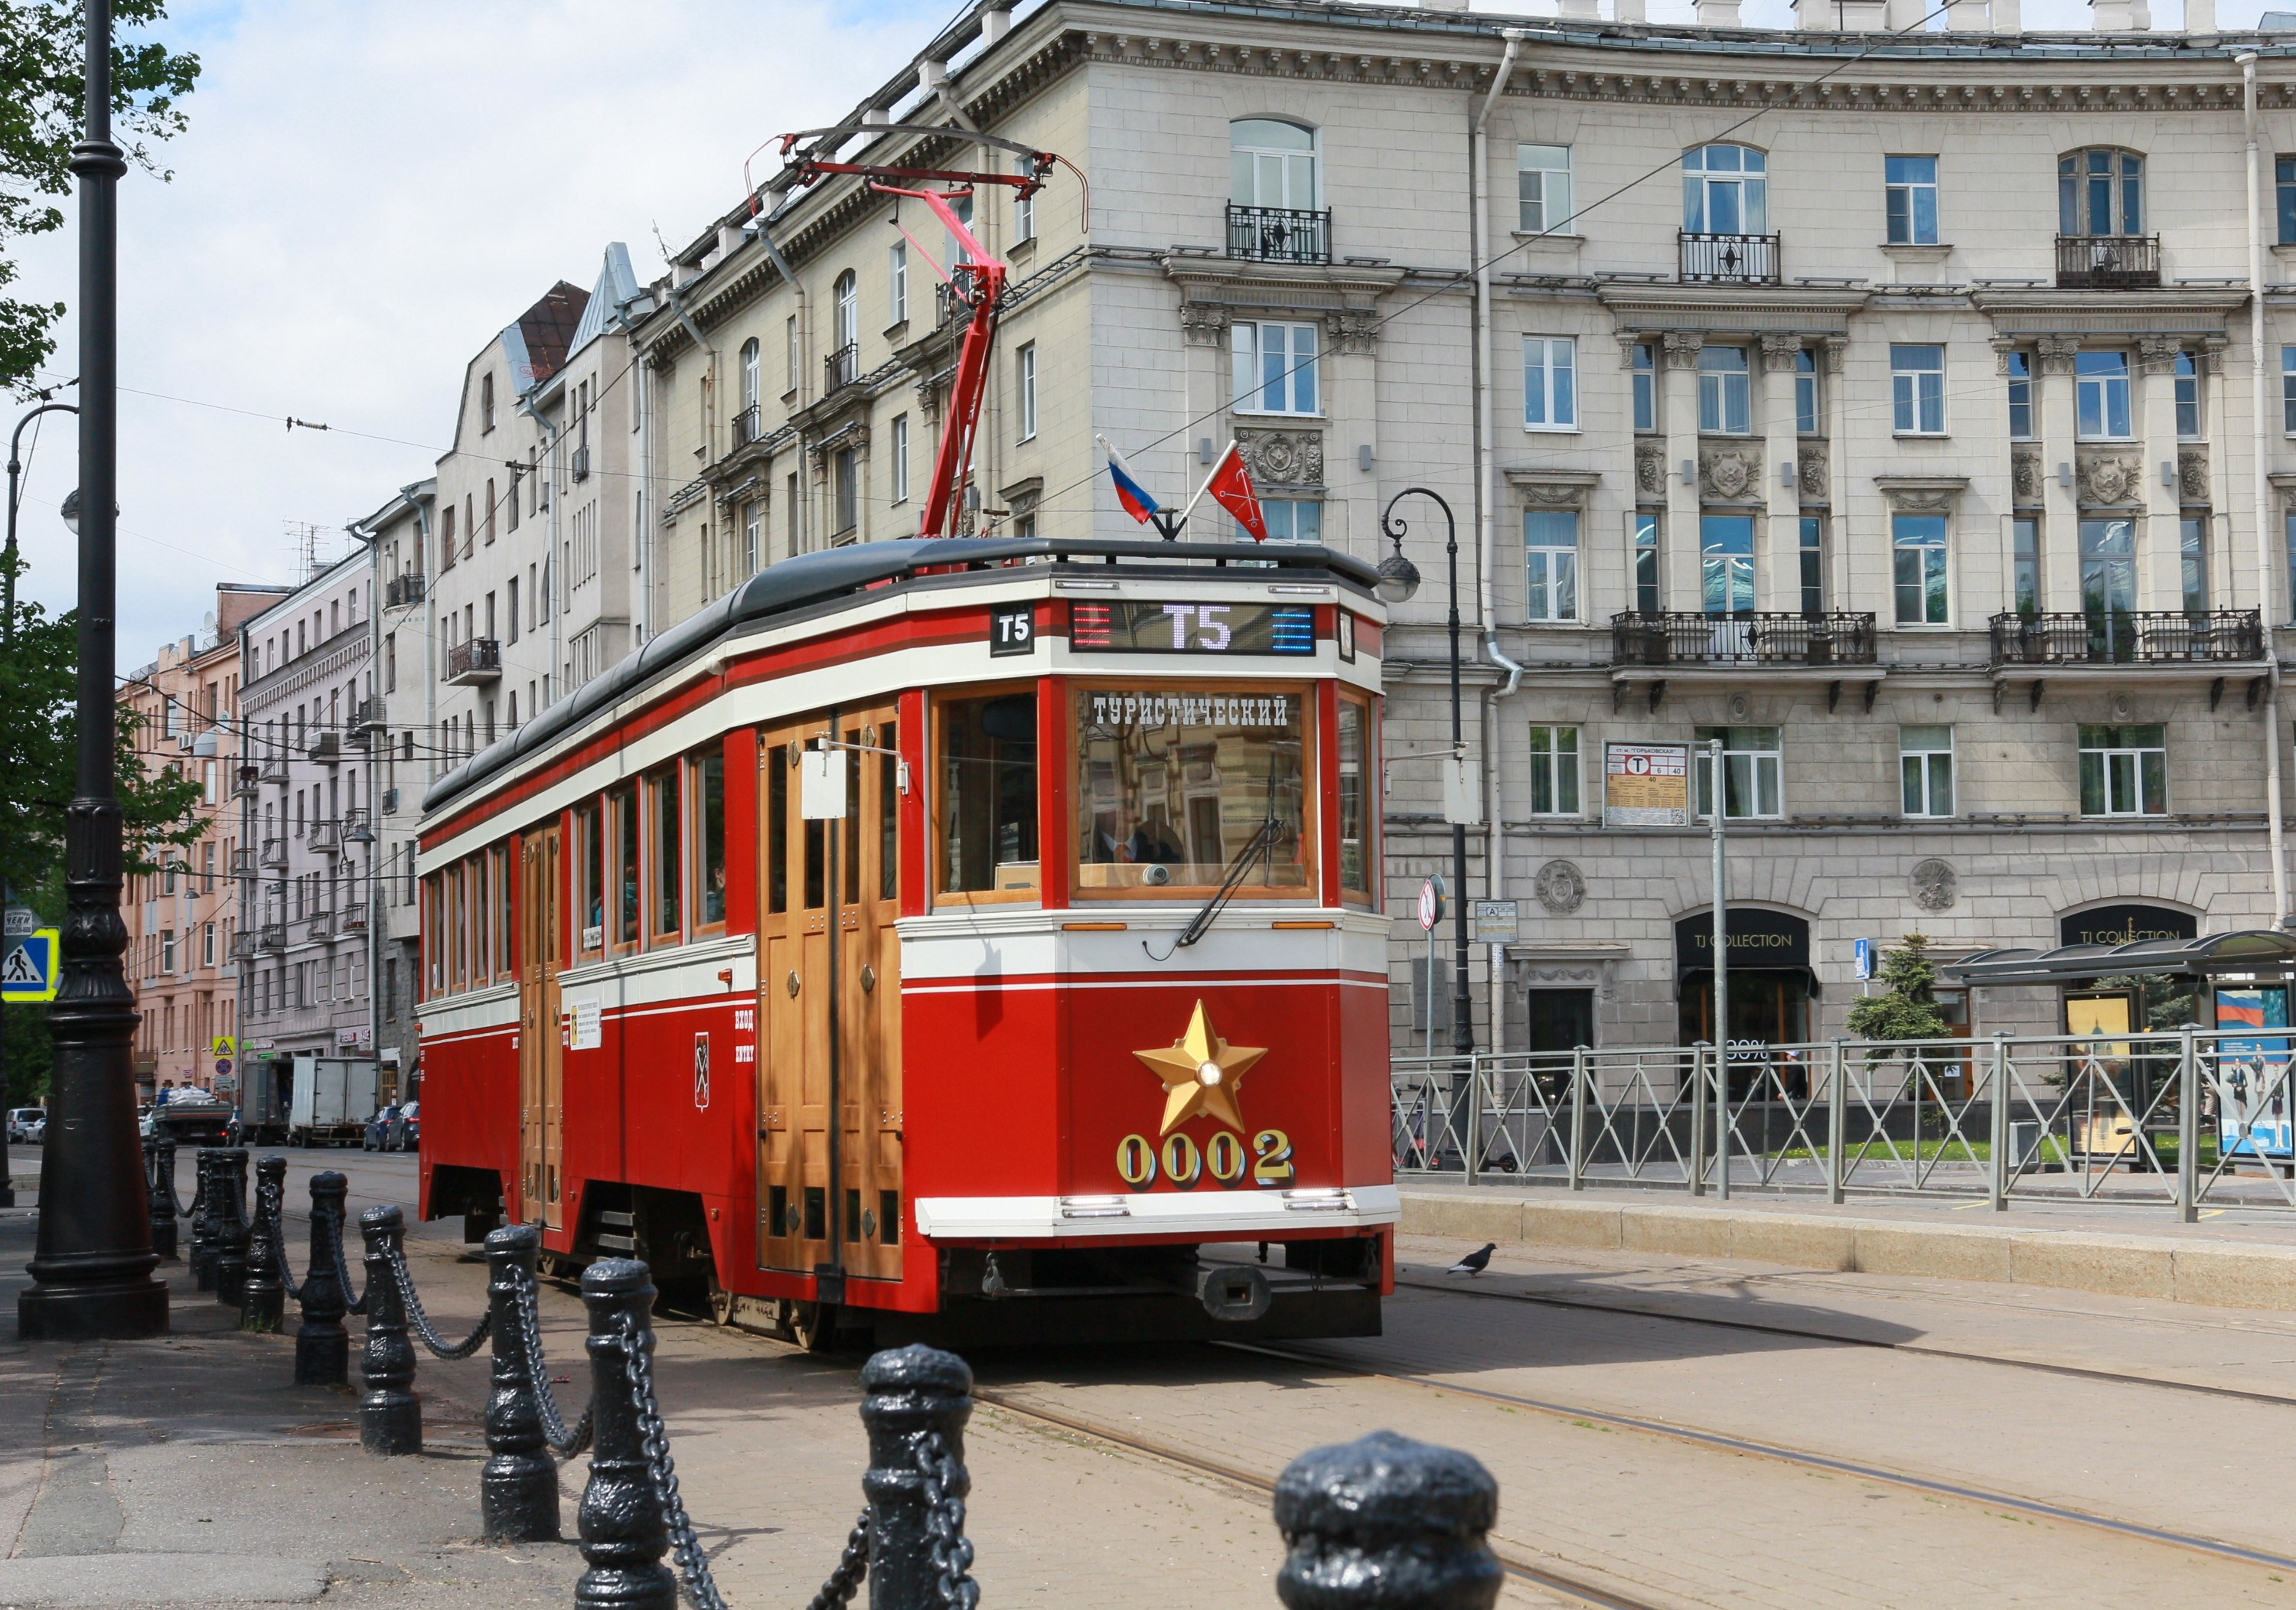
788, 1300, 837, 1353
706, 1277, 735, 1328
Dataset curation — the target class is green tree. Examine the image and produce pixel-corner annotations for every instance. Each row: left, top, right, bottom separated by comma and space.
1, 1, 200, 392
1844, 931, 1949, 1051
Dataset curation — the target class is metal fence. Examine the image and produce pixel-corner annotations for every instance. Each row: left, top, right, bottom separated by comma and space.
1394, 1029, 2296, 1220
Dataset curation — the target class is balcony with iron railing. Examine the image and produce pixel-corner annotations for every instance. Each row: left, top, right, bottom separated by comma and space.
351, 696, 386, 743
343, 806, 374, 845
340, 904, 368, 934
1989, 608, 2262, 666
824, 344, 860, 393
445, 637, 501, 685
571, 443, 591, 482
231, 930, 260, 962
308, 912, 334, 942
1225, 204, 1332, 266
230, 846, 255, 877
257, 922, 287, 952
233, 764, 260, 797
731, 404, 761, 448
1678, 231, 1781, 285
384, 572, 425, 608
935, 283, 970, 330
2055, 234, 2161, 290
308, 820, 340, 856
259, 836, 288, 869
258, 755, 289, 784
1613, 611, 1878, 667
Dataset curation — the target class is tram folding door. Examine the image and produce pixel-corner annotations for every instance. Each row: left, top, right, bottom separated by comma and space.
518, 828, 565, 1230
756, 709, 904, 1285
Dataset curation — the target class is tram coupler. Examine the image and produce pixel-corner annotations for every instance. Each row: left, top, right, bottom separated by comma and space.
1199, 1263, 1273, 1322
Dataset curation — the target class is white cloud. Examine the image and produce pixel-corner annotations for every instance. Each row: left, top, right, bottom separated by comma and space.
12, 0, 950, 657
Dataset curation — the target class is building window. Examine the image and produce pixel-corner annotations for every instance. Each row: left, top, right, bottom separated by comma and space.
2074, 351, 2132, 440
1693, 725, 1782, 820
889, 241, 908, 325
481, 371, 495, 432
1633, 513, 1660, 614
1524, 510, 1580, 622
1900, 725, 1955, 817
1631, 342, 1656, 433
2007, 350, 2034, 441
1258, 499, 1322, 543
1799, 516, 1825, 615
1681, 144, 1767, 234
1697, 346, 1750, 434
2013, 517, 2041, 615
1893, 514, 1949, 624
2078, 518, 2136, 622
1012, 155, 1035, 243
891, 414, 910, 504
1518, 143, 1574, 233
2060, 148, 2144, 236
1793, 348, 1820, 435
1231, 320, 1319, 416
785, 315, 799, 395
2181, 515, 2210, 615
1884, 155, 1939, 245
1231, 118, 1319, 210
743, 502, 761, 578
740, 337, 759, 413
1700, 513, 1755, 616
1527, 725, 1580, 816
1016, 342, 1037, 441
1523, 337, 1577, 431
1890, 345, 1945, 435
2175, 352, 2203, 440
161, 929, 174, 972
833, 447, 858, 536
2079, 725, 2167, 816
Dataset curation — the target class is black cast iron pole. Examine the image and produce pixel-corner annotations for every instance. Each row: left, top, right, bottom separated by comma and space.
18, 0, 168, 1341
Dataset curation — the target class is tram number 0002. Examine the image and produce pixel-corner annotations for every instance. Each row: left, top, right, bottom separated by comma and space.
1116, 1129, 1293, 1189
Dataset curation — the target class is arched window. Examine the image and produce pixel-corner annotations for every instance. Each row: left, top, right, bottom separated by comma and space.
2060, 148, 2144, 236
739, 337, 760, 410
834, 272, 859, 350
1682, 144, 1766, 234
1230, 119, 1318, 210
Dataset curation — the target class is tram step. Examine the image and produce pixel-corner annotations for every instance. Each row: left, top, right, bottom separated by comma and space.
597, 1210, 635, 1227
595, 1232, 637, 1252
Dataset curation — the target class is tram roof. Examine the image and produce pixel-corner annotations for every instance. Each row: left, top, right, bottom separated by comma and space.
422, 535, 1381, 819
1942, 930, 2296, 986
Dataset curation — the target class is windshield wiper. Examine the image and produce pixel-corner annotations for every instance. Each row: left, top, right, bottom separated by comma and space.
1145, 813, 1284, 961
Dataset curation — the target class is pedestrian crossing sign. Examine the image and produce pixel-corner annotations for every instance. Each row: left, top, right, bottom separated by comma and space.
1, 929, 58, 1002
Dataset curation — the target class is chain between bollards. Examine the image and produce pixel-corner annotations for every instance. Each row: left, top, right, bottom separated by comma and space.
357, 1204, 421, 1456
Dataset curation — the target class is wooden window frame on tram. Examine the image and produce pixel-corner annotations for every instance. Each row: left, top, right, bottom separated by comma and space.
929, 679, 1041, 911
606, 780, 641, 958
1336, 686, 1379, 911
687, 745, 731, 940
572, 797, 605, 960
644, 763, 683, 949
1068, 676, 1321, 908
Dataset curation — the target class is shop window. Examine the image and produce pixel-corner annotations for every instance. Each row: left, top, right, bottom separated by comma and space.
937, 692, 1039, 901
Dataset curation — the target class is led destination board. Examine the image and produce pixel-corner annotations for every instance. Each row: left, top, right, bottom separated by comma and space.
1070, 601, 1316, 656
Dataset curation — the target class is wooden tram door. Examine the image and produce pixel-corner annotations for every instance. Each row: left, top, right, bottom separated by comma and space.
518, 828, 565, 1231
757, 709, 904, 1284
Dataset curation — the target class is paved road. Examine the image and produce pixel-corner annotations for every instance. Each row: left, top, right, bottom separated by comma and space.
116, 1148, 2296, 1605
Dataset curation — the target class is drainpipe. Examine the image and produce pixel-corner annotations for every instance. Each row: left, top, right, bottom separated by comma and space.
1473, 31, 1527, 1053
2241, 53, 2289, 920
405, 485, 436, 785
348, 520, 381, 1088
515, 390, 559, 717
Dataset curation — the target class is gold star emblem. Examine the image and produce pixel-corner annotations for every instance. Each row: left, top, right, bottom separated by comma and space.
1133, 1000, 1265, 1136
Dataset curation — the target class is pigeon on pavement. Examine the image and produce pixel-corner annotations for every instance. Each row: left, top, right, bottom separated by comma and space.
1447, 1242, 1497, 1276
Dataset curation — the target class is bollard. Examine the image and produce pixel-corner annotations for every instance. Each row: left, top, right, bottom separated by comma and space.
239, 1155, 286, 1332
145, 1136, 180, 1260
188, 1149, 218, 1289
293, 1172, 350, 1387
859, 1343, 975, 1610
357, 1205, 422, 1455
212, 1148, 252, 1304
1274, 1430, 1502, 1610
574, 1258, 676, 1610
480, 1224, 559, 1543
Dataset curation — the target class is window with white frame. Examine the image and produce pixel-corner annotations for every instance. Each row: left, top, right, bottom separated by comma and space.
2182, 515, 2210, 615
1631, 342, 1657, 433
1799, 516, 1825, 615
1697, 346, 1750, 434
1016, 343, 1038, 441
1900, 725, 1955, 816
743, 501, 761, 578
1255, 500, 1322, 543
1794, 348, 1820, 435
1884, 155, 1939, 245
2060, 148, 2144, 236
2075, 350, 2132, 440
891, 414, 910, 504
2283, 348, 2296, 433
2007, 350, 2034, 441
1893, 514, 1949, 624
1890, 345, 1945, 434
1692, 725, 1782, 820
1633, 513, 1661, 614
1524, 510, 1580, 622
1527, 725, 1580, 816
785, 315, 798, 394
1231, 321, 1319, 416
1681, 144, 1767, 234
1231, 119, 1319, 210
1523, 337, 1576, 431
1518, 144, 1574, 233
889, 242, 908, 325
2079, 725, 2166, 816
2175, 353, 2203, 440
739, 337, 760, 412
1013, 156, 1035, 242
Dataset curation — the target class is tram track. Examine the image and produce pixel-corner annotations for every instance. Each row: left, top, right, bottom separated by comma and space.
1388, 1269, 2296, 1410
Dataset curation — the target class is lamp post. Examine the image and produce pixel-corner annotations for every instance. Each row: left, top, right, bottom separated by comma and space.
1378, 488, 1473, 1069
19, 0, 168, 1340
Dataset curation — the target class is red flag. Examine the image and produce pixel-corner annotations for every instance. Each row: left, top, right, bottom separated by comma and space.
1205, 442, 1267, 542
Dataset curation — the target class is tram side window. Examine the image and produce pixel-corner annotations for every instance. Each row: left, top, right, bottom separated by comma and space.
575, 800, 604, 955
424, 875, 445, 995
451, 862, 469, 989
766, 745, 788, 914
936, 693, 1038, 899
879, 719, 899, 902
611, 782, 640, 947
471, 854, 490, 985
1338, 694, 1376, 906
691, 748, 726, 930
843, 728, 862, 905
648, 767, 682, 943
494, 844, 514, 975
1075, 686, 1309, 896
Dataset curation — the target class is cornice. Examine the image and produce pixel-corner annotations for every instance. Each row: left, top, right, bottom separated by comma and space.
1596, 283, 1871, 332
1161, 254, 1406, 306
1968, 284, 2251, 335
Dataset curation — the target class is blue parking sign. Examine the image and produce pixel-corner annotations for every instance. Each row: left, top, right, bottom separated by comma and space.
1853, 938, 1874, 981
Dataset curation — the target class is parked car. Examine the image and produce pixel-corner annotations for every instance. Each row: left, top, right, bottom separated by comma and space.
7, 1107, 43, 1144
138, 1103, 155, 1140
363, 1103, 401, 1152
386, 1100, 419, 1152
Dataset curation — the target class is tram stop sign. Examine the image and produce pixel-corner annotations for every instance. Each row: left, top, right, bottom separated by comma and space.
1417, 875, 1446, 933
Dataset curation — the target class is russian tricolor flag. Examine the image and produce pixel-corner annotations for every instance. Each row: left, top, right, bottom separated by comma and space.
1098, 435, 1159, 525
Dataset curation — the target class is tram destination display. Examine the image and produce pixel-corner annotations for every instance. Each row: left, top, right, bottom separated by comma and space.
1069, 599, 1316, 655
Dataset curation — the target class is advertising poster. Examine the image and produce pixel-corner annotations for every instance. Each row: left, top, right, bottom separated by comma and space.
1603, 741, 1691, 828
2216, 986, 2294, 1161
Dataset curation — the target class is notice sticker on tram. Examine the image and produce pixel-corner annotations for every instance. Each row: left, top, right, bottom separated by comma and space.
1603, 741, 1691, 828
1069, 601, 1315, 655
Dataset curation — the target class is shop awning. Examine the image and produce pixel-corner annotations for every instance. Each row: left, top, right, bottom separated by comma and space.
1942, 930, 2296, 987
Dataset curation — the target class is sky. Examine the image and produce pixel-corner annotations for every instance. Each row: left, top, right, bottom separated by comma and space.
6, 0, 2268, 661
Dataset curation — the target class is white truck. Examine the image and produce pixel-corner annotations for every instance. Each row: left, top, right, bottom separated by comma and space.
288, 1055, 381, 1147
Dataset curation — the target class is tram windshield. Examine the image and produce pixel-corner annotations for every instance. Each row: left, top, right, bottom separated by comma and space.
1075, 686, 1307, 895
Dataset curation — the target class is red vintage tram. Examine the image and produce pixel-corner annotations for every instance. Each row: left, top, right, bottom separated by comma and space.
414, 536, 1396, 1346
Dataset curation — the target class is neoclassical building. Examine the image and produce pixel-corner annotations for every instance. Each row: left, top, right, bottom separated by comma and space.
608, 0, 2296, 1055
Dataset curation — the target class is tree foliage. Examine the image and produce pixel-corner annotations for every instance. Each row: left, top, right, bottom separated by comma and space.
0, 0, 200, 392
1844, 932, 1950, 1054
